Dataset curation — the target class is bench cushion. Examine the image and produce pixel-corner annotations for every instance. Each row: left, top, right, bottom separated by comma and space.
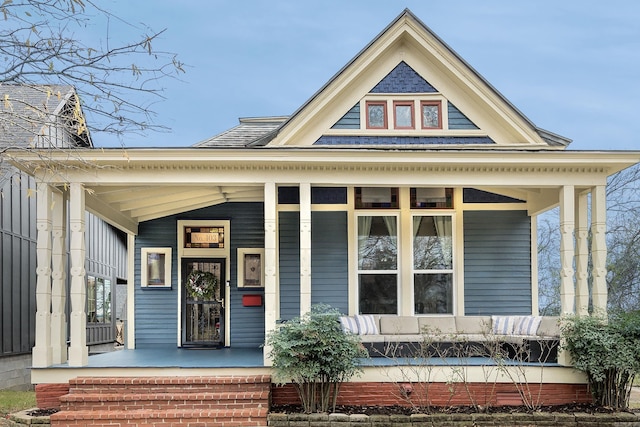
419, 316, 456, 334
456, 316, 491, 335
379, 316, 420, 335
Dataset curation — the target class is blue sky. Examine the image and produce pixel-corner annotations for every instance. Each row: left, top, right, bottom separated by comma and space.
95, 1, 640, 150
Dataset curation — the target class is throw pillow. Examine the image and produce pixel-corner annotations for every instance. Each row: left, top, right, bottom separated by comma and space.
491, 315, 516, 335
339, 316, 359, 334
355, 314, 379, 335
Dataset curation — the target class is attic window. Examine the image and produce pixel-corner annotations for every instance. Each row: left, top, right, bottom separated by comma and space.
393, 101, 414, 129
366, 101, 387, 129
421, 101, 442, 129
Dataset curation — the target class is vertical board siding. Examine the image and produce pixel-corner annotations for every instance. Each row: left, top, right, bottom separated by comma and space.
84, 212, 127, 345
134, 202, 265, 348
278, 212, 300, 321
311, 212, 349, 314
0, 171, 37, 356
463, 210, 532, 315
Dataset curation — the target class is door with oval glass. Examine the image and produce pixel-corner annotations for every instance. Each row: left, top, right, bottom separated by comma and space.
182, 258, 225, 347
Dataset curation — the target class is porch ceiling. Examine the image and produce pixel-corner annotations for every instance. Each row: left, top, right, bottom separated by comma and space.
86, 184, 263, 231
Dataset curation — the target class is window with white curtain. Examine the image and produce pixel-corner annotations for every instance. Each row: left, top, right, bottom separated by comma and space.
357, 215, 398, 314
412, 215, 453, 314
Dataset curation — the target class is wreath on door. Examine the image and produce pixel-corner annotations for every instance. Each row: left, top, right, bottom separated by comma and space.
186, 270, 219, 301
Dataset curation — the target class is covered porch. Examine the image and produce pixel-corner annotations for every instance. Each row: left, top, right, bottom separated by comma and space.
22, 149, 636, 372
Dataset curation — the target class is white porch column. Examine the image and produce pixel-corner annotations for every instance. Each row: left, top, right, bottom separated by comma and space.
574, 192, 589, 316
591, 185, 607, 313
263, 182, 278, 365
50, 189, 67, 364
68, 183, 88, 366
558, 185, 576, 366
559, 185, 576, 315
299, 183, 312, 316
32, 183, 53, 367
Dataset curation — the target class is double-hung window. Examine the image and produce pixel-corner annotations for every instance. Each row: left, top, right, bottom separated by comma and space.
412, 215, 453, 314
357, 214, 398, 314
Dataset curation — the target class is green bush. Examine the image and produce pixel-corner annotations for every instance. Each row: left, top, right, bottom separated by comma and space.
561, 311, 640, 409
265, 304, 367, 413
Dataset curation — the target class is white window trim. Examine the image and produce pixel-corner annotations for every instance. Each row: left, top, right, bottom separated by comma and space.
237, 248, 265, 288
140, 247, 172, 289
355, 211, 401, 315
410, 213, 455, 315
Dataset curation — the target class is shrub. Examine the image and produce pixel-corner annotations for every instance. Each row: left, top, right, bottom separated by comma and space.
560, 310, 640, 409
265, 304, 367, 413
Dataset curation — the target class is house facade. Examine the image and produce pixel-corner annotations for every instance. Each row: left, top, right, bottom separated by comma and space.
0, 85, 127, 390
8, 10, 640, 410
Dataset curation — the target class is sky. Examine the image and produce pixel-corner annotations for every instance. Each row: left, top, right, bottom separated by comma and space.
93, 1, 640, 151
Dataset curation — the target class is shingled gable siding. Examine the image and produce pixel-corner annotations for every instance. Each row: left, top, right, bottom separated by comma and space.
134, 202, 265, 347
370, 61, 438, 93
311, 211, 349, 314
463, 210, 532, 315
314, 135, 495, 145
278, 212, 300, 321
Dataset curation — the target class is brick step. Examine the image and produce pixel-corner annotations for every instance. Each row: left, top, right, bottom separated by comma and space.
60, 390, 269, 411
68, 375, 270, 394
51, 407, 268, 427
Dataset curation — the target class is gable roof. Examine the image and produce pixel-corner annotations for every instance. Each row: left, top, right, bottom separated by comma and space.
0, 84, 92, 148
252, 9, 570, 149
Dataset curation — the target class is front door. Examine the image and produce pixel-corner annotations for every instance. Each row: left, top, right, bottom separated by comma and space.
181, 258, 225, 347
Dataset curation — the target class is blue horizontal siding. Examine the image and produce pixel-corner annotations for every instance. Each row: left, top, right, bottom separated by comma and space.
311, 212, 348, 314
332, 104, 360, 129
463, 210, 532, 315
278, 212, 300, 321
448, 103, 479, 130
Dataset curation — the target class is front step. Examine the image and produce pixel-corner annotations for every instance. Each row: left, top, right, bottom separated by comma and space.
52, 375, 271, 427
52, 408, 268, 427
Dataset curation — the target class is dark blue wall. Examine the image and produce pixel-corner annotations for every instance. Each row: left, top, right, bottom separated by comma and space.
463, 210, 532, 315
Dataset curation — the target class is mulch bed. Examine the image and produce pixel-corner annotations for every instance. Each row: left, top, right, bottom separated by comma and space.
270, 403, 638, 416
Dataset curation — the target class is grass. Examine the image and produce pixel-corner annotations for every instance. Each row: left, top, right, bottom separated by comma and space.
0, 391, 36, 416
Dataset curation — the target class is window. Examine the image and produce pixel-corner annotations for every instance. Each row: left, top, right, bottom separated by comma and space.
411, 187, 453, 209
394, 101, 414, 129
355, 187, 399, 209
421, 100, 442, 129
413, 215, 453, 314
366, 101, 387, 129
357, 215, 398, 314
87, 276, 112, 323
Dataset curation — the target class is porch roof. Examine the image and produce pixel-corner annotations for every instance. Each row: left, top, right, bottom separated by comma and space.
8, 146, 640, 235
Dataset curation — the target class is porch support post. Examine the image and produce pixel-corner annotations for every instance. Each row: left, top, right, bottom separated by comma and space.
299, 182, 312, 316
574, 192, 589, 316
50, 189, 67, 364
263, 182, 278, 365
68, 183, 88, 366
558, 185, 575, 366
559, 185, 575, 316
32, 183, 53, 368
591, 185, 607, 313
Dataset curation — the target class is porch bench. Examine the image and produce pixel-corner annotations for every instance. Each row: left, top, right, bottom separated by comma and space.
341, 315, 560, 363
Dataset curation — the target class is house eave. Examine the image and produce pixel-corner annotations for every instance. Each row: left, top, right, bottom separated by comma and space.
8, 147, 639, 180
